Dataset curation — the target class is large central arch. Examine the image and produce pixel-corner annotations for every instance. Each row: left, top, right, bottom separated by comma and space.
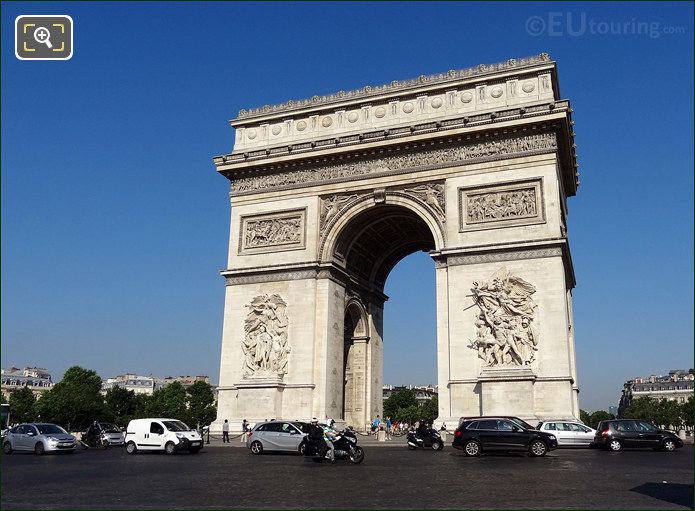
212, 54, 581, 432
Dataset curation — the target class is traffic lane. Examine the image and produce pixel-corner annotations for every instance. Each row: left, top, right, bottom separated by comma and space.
1, 445, 692, 509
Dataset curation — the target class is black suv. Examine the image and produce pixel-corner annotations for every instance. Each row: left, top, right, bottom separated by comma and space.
593, 419, 683, 452
452, 416, 558, 457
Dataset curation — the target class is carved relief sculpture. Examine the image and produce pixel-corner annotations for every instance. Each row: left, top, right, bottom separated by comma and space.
320, 194, 359, 231
468, 267, 539, 367
245, 217, 302, 247
240, 209, 306, 254
403, 183, 445, 221
242, 294, 291, 378
467, 187, 536, 223
232, 133, 557, 193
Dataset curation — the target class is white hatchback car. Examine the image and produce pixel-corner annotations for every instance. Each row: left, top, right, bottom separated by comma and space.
125, 418, 203, 455
536, 420, 595, 446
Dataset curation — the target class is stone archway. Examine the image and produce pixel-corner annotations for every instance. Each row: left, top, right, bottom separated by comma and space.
212, 54, 581, 433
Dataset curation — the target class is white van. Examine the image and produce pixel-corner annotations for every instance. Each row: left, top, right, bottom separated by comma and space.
125, 418, 203, 455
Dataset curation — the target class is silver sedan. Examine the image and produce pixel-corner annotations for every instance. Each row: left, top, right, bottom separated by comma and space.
247, 421, 309, 455
3, 423, 77, 454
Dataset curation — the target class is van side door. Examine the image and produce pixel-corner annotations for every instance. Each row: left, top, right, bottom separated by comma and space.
149, 421, 166, 449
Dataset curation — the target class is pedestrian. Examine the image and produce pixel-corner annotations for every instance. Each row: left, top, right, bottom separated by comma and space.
241, 419, 249, 443
222, 419, 230, 443
385, 416, 392, 440
371, 415, 381, 435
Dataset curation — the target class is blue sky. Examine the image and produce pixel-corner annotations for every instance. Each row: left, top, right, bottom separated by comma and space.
2, 2, 692, 411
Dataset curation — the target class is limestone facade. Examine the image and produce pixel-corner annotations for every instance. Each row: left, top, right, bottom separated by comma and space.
212, 54, 580, 431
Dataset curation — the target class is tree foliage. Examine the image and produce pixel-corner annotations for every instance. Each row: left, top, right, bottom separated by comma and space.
34, 366, 106, 431
9, 386, 36, 424
383, 389, 418, 419
624, 397, 691, 429
29, 367, 218, 431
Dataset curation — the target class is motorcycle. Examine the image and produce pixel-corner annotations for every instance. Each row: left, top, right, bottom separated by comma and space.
301, 428, 365, 464
80, 423, 109, 450
407, 428, 444, 451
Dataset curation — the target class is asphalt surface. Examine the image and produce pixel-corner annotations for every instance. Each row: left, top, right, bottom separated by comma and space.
1, 440, 693, 509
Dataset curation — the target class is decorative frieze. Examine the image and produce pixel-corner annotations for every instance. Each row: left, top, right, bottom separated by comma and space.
239, 208, 306, 254
231, 132, 557, 194
468, 267, 539, 367
459, 179, 545, 232
447, 247, 562, 266
242, 294, 291, 379
402, 183, 445, 222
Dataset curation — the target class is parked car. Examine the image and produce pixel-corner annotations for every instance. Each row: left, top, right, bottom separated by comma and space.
124, 418, 203, 455
453, 417, 558, 457
3, 423, 76, 454
247, 420, 309, 455
536, 420, 595, 446
593, 419, 683, 452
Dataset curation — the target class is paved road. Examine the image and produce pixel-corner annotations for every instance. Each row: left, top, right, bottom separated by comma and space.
1, 442, 692, 509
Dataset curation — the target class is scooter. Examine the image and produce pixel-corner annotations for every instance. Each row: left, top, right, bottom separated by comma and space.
301, 428, 365, 464
407, 428, 444, 451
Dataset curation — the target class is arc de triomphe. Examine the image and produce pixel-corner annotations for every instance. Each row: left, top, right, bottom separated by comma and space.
212, 54, 580, 431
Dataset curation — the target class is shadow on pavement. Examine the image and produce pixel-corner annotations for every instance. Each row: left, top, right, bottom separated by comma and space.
630, 482, 694, 509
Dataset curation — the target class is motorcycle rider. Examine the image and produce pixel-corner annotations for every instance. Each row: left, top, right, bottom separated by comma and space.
322, 421, 338, 462
416, 419, 429, 439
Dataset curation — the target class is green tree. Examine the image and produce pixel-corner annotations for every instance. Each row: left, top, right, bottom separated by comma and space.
396, 404, 421, 425
420, 396, 439, 423
624, 397, 657, 422
33, 366, 105, 431
679, 397, 693, 429
383, 389, 417, 419
9, 386, 36, 424
579, 409, 591, 425
185, 381, 217, 427
145, 382, 188, 420
104, 386, 140, 427
587, 410, 614, 429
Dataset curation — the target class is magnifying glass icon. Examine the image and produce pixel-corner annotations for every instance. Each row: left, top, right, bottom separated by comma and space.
33, 26, 53, 49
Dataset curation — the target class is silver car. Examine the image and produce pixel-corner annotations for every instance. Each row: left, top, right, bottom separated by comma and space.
247, 421, 309, 455
3, 423, 77, 454
99, 422, 125, 445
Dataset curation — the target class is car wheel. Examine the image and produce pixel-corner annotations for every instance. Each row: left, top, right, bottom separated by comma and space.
662, 439, 677, 452
126, 441, 137, 455
529, 440, 548, 457
34, 442, 45, 455
431, 441, 443, 451
608, 439, 622, 452
298, 441, 306, 456
3, 441, 12, 454
164, 442, 176, 455
250, 441, 263, 455
464, 440, 481, 457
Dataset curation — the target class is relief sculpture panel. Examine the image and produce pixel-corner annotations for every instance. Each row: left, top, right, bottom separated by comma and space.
242, 294, 291, 378
459, 179, 544, 231
468, 267, 539, 367
239, 209, 306, 254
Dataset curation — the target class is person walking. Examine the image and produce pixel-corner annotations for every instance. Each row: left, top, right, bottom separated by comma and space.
385, 416, 392, 440
241, 419, 249, 443
371, 415, 381, 435
222, 419, 230, 443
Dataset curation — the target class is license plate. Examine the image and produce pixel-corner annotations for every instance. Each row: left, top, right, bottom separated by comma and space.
190, 441, 201, 445
59, 443, 73, 447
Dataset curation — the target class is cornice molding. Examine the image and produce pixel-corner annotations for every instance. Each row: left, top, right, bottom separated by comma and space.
233, 54, 552, 121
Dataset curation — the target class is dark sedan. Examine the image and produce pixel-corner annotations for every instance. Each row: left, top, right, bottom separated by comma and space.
452, 417, 558, 457
593, 419, 684, 452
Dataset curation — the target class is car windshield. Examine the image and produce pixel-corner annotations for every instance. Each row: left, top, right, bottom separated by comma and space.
162, 420, 191, 432
99, 423, 121, 433
36, 424, 67, 435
